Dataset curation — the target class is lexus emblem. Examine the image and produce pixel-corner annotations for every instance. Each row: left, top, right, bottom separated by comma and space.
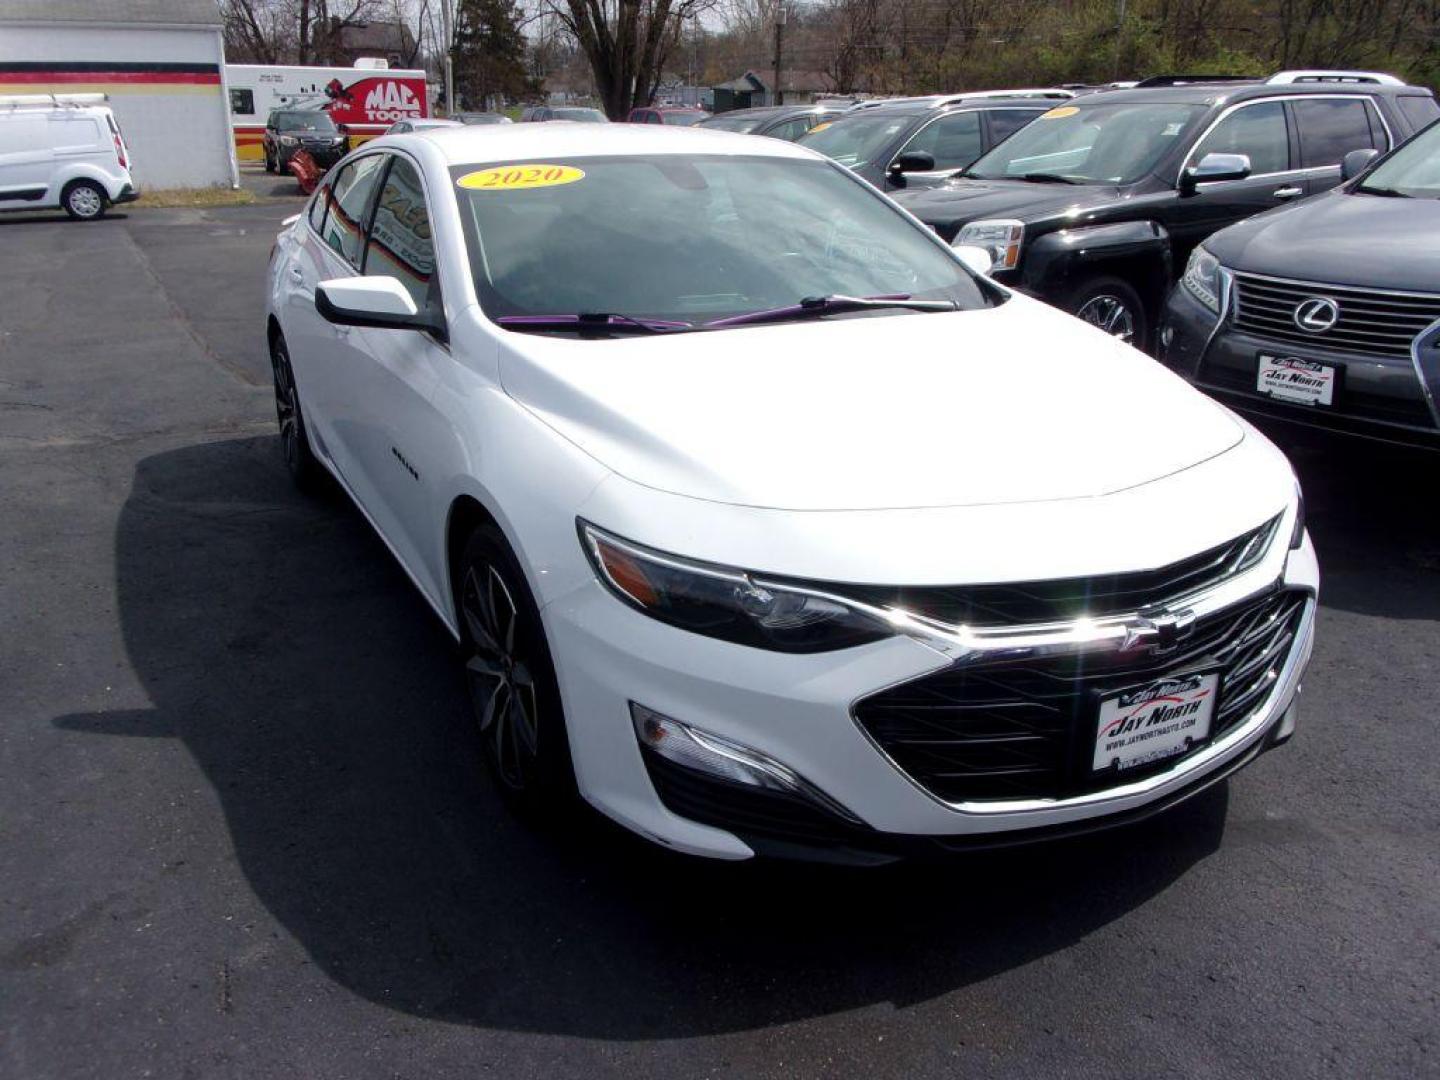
1293, 296, 1340, 333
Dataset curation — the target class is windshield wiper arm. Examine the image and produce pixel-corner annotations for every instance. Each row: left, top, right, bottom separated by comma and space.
1018, 172, 1081, 184
496, 313, 694, 335
706, 294, 957, 329
1354, 184, 1410, 198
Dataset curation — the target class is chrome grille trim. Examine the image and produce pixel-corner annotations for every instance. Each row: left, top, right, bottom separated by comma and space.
1231, 271, 1440, 358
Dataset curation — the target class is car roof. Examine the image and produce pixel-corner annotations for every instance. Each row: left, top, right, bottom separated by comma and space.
833, 96, 1063, 118
1071, 80, 1422, 108
702, 105, 836, 120
406, 121, 821, 164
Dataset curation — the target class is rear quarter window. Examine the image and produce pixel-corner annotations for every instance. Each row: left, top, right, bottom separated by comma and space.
1398, 94, 1440, 130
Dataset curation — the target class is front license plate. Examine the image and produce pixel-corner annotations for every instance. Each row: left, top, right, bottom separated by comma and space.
1257, 354, 1336, 406
1093, 671, 1219, 773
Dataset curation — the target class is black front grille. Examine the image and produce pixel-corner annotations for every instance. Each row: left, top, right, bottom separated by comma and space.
855, 589, 1307, 803
834, 518, 1277, 629
1204, 362, 1436, 428
1232, 273, 1440, 359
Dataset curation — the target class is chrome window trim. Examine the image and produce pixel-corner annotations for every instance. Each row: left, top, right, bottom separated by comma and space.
1180, 93, 1394, 183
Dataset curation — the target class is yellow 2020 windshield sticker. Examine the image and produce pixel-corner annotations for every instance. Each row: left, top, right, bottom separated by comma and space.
457, 164, 585, 191
1040, 106, 1079, 119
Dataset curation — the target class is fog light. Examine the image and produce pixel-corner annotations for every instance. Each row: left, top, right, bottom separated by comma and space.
631, 702, 860, 822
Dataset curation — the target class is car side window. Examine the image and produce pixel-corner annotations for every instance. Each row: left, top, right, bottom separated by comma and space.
900, 111, 983, 172
364, 156, 436, 314
1398, 94, 1440, 130
766, 116, 813, 142
1190, 101, 1290, 175
307, 184, 328, 233
988, 109, 1042, 146
1292, 98, 1385, 167
320, 154, 386, 267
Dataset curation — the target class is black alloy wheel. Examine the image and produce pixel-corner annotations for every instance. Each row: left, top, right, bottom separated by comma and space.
269, 333, 323, 491
457, 525, 575, 817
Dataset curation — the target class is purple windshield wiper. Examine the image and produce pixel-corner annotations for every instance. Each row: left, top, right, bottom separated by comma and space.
497, 313, 694, 335
704, 294, 957, 329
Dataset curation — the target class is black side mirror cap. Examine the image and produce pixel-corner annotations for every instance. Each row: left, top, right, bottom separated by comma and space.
890, 150, 937, 175
1341, 147, 1380, 181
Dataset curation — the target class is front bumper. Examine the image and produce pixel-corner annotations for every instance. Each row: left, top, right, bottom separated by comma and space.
1161, 284, 1440, 449
543, 531, 1318, 861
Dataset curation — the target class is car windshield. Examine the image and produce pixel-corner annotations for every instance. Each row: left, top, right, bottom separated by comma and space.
662, 111, 705, 126
965, 102, 1206, 184
275, 111, 338, 133
1355, 120, 1440, 197
798, 113, 913, 168
460, 113, 507, 125
553, 108, 608, 122
451, 154, 989, 329
697, 113, 768, 133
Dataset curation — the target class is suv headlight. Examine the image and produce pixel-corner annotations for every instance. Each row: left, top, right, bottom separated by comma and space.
954, 219, 1024, 271
1182, 245, 1223, 313
279, 134, 299, 146
579, 521, 892, 652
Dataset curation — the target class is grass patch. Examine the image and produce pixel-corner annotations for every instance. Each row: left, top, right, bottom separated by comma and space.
136, 187, 257, 208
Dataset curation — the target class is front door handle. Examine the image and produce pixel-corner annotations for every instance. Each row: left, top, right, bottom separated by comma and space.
1273, 186, 1303, 199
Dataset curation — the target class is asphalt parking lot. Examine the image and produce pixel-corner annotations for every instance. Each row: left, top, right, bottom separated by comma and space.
2, 201, 1437, 1080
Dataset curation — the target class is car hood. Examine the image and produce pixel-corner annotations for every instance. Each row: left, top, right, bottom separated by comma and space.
1206, 190, 1440, 291
894, 178, 1121, 240
496, 297, 1243, 512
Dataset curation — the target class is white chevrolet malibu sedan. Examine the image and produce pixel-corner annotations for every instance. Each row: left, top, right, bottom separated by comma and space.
265, 122, 1317, 863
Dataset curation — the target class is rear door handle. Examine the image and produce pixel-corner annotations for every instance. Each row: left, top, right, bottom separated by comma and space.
1273, 186, 1303, 199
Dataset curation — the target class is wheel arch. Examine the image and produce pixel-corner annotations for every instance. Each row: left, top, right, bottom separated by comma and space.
1023, 220, 1173, 322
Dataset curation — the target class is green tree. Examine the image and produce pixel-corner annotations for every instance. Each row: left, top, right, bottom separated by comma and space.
453, 0, 534, 110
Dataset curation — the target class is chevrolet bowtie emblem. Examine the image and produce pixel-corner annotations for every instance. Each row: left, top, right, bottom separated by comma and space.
1119, 609, 1197, 654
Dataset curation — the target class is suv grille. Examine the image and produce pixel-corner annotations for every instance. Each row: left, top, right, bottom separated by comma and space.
855, 589, 1306, 803
834, 517, 1277, 629
1232, 273, 1440, 359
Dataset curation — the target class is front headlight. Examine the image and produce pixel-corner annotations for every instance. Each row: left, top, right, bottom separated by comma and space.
1182, 245, 1223, 313
579, 521, 893, 652
279, 134, 299, 146
954, 219, 1024, 271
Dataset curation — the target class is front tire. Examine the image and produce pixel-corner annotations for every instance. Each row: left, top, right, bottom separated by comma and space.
264, 147, 276, 173
1068, 276, 1149, 350
269, 332, 324, 492
62, 180, 107, 221
456, 525, 576, 819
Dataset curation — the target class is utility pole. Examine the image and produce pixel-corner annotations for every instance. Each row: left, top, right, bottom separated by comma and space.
1113, 0, 1127, 81
441, 0, 455, 115
772, 4, 786, 106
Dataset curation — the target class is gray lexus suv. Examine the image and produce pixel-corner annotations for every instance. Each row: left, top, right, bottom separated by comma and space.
1160, 115, 1440, 449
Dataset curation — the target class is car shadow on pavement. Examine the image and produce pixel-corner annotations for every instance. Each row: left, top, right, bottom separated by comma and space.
55, 434, 1230, 1039
1273, 427, 1440, 621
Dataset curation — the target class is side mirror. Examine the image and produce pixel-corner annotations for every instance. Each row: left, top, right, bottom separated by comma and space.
316, 277, 445, 340
954, 244, 994, 276
1179, 152, 1251, 194
1342, 147, 1380, 181
890, 150, 937, 175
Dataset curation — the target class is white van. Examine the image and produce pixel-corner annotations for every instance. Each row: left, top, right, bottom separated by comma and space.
0, 94, 137, 221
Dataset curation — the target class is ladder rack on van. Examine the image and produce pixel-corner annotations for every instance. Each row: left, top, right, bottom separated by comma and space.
0, 93, 109, 109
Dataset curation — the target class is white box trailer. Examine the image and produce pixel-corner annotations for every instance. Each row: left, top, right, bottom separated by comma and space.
226, 60, 429, 162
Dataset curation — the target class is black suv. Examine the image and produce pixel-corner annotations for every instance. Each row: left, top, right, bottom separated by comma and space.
894, 72, 1440, 348
263, 109, 348, 174
1161, 116, 1440, 449
797, 94, 1064, 192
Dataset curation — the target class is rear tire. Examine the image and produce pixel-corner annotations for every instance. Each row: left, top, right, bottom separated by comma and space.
61, 179, 107, 221
269, 332, 324, 493
455, 524, 576, 821
1068, 276, 1149, 351
264, 147, 276, 173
